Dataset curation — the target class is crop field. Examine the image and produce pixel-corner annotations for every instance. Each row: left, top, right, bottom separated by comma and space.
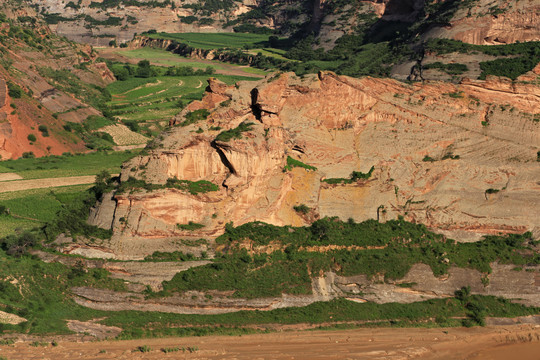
0, 184, 91, 237
145, 33, 292, 62
114, 48, 268, 76
147, 32, 272, 50
107, 74, 259, 124
0, 151, 138, 180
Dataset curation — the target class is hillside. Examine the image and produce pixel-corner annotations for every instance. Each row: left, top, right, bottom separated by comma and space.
0, 3, 121, 159
31, 0, 540, 46
89, 70, 540, 252
0, 0, 538, 346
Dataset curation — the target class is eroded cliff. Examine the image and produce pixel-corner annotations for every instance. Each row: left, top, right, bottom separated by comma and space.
89, 70, 540, 257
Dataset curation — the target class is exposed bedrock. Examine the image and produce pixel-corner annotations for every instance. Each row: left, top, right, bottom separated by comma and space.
89, 71, 540, 249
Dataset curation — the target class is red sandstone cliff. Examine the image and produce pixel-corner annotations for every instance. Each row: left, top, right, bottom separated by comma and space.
89, 71, 540, 252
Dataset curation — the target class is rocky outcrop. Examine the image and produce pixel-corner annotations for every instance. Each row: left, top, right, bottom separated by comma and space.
324, 263, 540, 306
70, 261, 540, 314
427, 0, 540, 45
90, 71, 540, 253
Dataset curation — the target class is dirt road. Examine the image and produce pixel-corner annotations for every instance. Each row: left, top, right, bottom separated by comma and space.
1, 325, 539, 359
0, 175, 96, 193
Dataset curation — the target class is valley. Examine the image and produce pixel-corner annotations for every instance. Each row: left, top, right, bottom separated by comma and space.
0, 0, 538, 358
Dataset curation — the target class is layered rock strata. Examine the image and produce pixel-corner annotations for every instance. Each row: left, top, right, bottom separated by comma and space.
90, 71, 540, 251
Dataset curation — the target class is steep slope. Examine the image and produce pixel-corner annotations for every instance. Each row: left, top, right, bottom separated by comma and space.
0, 5, 119, 159
89, 70, 540, 257
31, 0, 540, 47
426, 0, 540, 45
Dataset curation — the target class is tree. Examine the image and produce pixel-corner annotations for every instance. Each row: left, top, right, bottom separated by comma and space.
136, 60, 154, 78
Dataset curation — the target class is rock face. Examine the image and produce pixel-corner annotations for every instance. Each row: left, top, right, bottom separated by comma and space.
427, 0, 540, 45
90, 71, 540, 249
31, 0, 539, 46
31, 0, 247, 45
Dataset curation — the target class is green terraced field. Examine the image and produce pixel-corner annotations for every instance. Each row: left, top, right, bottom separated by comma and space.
107, 74, 258, 124
147, 32, 271, 50
0, 185, 91, 237
116, 48, 268, 76
0, 151, 138, 180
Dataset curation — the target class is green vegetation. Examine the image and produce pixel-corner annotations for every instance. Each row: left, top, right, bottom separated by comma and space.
426, 40, 540, 80
179, 109, 210, 127
293, 204, 310, 214
283, 156, 317, 172
135, 345, 152, 352
177, 222, 205, 231
0, 151, 138, 179
0, 247, 125, 334
158, 218, 538, 299
322, 166, 374, 184
6, 80, 23, 98
446, 91, 464, 99
42, 182, 114, 242
215, 122, 254, 142
423, 62, 468, 75
116, 176, 219, 195
37, 67, 110, 112
479, 57, 539, 80
104, 295, 537, 339
0, 185, 91, 237
147, 32, 272, 50
105, 55, 258, 132
144, 251, 197, 262
38, 125, 49, 137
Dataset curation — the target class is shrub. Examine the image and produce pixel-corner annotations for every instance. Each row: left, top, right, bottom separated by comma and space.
27, 134, 37, 142
0, 231, 38, 257
7, 81, 23, 98
177, 222, 205, 231
322, 166, 374, 184
135, 345, 151, 353
38, 125, 49, 137
293, 204, 310, 214
283, 156, 317, 172
180, 109, 210, 127
215, 122, 254, 142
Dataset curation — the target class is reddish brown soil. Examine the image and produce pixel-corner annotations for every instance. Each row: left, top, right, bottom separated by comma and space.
0, 91, 86, 160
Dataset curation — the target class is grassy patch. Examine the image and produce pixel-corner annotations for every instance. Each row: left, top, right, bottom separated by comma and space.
106, 72, 257, 128
423, 62, 468, 75
425, 39, 540, 80
177, 222, 205, 231
103, 296, 538, 339
0, 249, 125, 334
179, 109, 210, 127
0, 185, 92, 235
283, 156, 317, 172
144, 251, 197, 262
158, 218, 538, 298
0, 151, 138, 179
215, 122, 254, 142
116, 177, 219, 195
147, 32, 272, 50
322, 167, 374, 184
